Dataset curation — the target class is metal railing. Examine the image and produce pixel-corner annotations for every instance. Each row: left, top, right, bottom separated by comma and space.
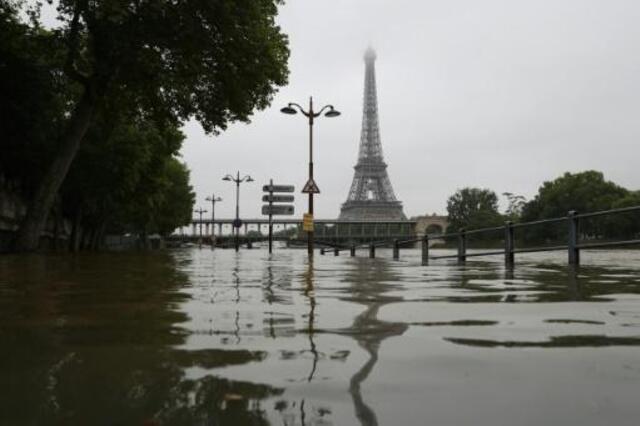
320, 206, 640, 266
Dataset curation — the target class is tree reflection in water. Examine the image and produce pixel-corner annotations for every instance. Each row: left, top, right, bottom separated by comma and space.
0, 252, 282, 425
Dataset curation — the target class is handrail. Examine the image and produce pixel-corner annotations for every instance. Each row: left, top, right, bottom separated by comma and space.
511, 217, 565, 229
322, 204, 640, 266
464, 226, 505, 236
575, 205, 640, 219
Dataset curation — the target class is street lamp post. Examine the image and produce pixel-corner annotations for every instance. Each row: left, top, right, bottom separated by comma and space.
281, 97, 340, 256
194, 207, 207, 248
205, 194, 222, 249
223, 171, 254, 252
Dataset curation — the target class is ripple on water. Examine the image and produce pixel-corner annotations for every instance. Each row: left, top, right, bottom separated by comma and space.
0, 248, 639, 425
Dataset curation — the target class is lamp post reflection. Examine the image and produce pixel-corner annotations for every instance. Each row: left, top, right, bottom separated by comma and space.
303, 258, 319, 382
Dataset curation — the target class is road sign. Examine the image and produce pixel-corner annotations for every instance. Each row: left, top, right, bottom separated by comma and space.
301, 179, 320, 194
262, 194, 294, 203
263, 184, 294, 193
232, 218, 243, 228
303, 213, 314, 231
262, 205, 294, 216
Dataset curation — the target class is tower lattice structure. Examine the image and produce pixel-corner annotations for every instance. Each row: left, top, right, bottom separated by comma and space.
339, 48, 406, 221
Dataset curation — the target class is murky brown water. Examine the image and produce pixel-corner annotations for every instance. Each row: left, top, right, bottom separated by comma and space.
1, 247, 639, 425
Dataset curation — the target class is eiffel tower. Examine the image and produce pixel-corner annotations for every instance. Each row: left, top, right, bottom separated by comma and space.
339, 48, 406, 221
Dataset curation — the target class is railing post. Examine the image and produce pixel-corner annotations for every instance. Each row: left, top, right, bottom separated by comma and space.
504, 221, 514, 266
334, 248, 339, 256
369, 243, 375, 258
320, 248, 325, 255
421, 235, 429, 265
350, 245, 356, 257
393, 239, 400, 260
568, 210, 580, 266
457, 228, 466, 263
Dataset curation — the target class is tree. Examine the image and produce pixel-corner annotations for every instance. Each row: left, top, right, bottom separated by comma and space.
446, 188, 503, 233
502, 192, 527, 222
152, 159, 195, 237
521, 171, 627, 220
60, 110, 194, 249
520, 171, 630, 242
0, 5, 69, 193
600, 191, 640, 239
13, 0, 289, 251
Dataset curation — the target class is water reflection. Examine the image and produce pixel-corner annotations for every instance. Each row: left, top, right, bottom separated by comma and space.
1, 249, 640, 425
339, 258, 408, 426
0, 252, 281, 425
302, 259, 319, 383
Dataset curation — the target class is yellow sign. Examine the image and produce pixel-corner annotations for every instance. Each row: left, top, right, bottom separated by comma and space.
303, 213, 314, 232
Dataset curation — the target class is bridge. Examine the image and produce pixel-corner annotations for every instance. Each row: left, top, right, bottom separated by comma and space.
169, 218, 447, 247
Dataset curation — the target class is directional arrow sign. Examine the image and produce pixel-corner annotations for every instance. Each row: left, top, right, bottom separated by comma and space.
263, 184, 294, 193
262, 194, 295, 203
301, 178, 320, 194
262, 205, 294, 216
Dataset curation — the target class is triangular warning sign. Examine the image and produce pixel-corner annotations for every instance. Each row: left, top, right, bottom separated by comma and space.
301, 178, 320, 194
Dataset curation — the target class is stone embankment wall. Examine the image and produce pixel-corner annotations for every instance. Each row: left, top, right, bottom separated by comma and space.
0, 175, 71, 252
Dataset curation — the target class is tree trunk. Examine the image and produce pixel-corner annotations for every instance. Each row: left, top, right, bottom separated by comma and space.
52, 204, 60, 252
14, 91, 95, 252
69, 206, 82, 253
81, 227, 92, 251
93, 221, 107, 250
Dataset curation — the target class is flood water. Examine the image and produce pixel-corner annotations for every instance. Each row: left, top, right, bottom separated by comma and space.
1, 247, 640, 425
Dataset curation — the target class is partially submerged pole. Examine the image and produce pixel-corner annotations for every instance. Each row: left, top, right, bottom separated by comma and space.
421, 235, 429, 265
504, 221, 514, 266
568, 211, 580, 266
457, 229, 466, 263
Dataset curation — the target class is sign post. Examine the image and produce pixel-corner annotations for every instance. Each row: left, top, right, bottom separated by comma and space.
262, 181, 295, 253
301, 179, 320, 251
303, 213, 314, 232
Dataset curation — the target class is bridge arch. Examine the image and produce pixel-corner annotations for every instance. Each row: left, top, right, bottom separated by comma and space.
414, 214, 448, 236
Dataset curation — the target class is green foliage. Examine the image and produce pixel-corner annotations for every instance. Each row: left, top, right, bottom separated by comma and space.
502, 192, 527, 222
2, 0, 289, 250
520, 171, 634, 242
53, 0, 290, 133
598, 191, 640, 239
63, 112, 195, 238
521, 171, 627, 221
446, 188, 504, 234
6, 0, 290, 250
0, 7, 70, 192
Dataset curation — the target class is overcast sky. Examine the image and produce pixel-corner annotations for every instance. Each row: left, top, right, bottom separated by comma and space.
182, 0, 640, 220
42, 1, 640, 220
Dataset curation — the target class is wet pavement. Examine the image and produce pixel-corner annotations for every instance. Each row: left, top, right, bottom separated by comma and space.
1, 247, 639, 425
